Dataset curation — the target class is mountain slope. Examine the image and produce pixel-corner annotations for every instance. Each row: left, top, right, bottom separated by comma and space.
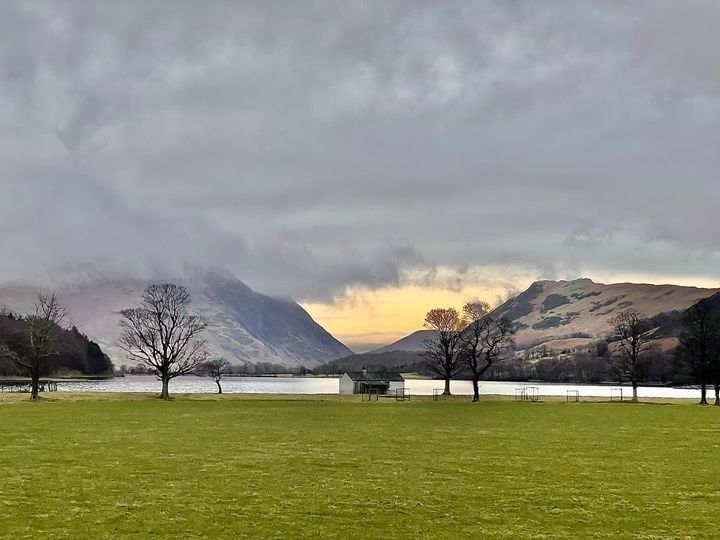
373, 278, 718, 354
318, 350, 424, 374
494, 278, 718, 349
0, 270, 351, 368
370, 330, 432, 354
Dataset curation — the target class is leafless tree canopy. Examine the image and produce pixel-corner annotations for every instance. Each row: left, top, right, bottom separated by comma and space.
200, 357, 231, 394
15, 292, 67, 400
119, 283, 206, 399
609, 309, 652, 403
677, 298, 720, 405
460, 301, 514, 402
423, 307, 465, 396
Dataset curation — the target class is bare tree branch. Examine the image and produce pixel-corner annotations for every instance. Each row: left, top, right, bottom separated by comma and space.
423, 308, 465, 396
459, 301, 515, 402
15, 291, 67, 399
676, 298, 720, 405
608, 309, 653, 403
118, 283, 206, 400
198, 357, 230, 394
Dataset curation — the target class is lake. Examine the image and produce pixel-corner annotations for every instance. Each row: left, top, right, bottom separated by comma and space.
55, 375, 706, 399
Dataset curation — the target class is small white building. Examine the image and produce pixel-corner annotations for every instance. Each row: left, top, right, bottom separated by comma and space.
339, 371, 405, 395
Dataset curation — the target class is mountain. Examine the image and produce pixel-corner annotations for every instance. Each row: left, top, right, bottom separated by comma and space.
317, 350, 424, 374
494, 278, 718, 350
370, 330, 432, 354
0, 270, 351, 368
373, 278, 719, 354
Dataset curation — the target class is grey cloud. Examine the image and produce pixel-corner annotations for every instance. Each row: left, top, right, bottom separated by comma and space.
1, 1, 719, 300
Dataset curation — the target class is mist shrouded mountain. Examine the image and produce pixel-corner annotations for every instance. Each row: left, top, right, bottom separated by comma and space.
370, 278, 718, 354
0, 269, 351, 369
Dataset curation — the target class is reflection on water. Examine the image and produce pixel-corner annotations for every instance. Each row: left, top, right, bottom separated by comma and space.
56, 375, 704, 399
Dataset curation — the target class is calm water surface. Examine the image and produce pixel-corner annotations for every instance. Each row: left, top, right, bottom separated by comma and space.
56, 375, 704, 399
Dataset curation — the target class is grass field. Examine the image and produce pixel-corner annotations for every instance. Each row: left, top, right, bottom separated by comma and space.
1, 394, 719, 538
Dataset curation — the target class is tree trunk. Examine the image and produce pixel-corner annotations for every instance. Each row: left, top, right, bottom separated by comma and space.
714, 384, 719, 406
30, 371, 40, 400
472, 378, 480, 402
216, 380, 222, 395
443, 376, 451, 396
700, 383, 708, 405
631, 381, 638, 403
160, 376, 170, 400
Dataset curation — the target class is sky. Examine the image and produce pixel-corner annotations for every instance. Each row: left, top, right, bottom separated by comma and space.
1, 1, 720, 351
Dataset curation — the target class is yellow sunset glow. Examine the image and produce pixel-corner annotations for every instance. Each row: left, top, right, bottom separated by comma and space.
301, 282, 521, 352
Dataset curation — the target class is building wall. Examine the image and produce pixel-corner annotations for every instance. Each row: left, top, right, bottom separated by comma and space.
339, 375, 405, 395
339, 374, 355, 394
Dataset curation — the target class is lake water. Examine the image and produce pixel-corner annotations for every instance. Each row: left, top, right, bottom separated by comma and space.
55, 375, 705, 399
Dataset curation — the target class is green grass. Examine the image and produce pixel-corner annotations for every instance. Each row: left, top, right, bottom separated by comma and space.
1, 394, 719, 538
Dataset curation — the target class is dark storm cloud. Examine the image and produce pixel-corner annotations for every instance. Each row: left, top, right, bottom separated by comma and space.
1, 1, 719, 299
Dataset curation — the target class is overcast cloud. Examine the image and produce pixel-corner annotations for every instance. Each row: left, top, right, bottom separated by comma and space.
1, 1, 719, 301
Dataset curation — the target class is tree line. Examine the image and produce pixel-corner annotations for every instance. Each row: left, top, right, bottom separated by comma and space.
0, 293, 114, 398
481, 344, 674, 386
0, 284, 229, 400
675, 296, 720, 405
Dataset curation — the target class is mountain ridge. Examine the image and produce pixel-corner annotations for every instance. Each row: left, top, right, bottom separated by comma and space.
369, 278, 719, 354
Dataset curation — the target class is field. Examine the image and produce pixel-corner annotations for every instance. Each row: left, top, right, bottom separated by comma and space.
1, 394, 719, 538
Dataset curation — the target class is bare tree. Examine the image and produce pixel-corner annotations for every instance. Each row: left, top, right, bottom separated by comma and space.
676, 298, 720, 405
460, 301, 515, 402
119, 283, 206, 400
202, 357, 230, 394
609, 309, 652, 403
14, 292, 67, 400
423, 308, 464, 396
713, 347, 720, 407
0, 341, 19, 376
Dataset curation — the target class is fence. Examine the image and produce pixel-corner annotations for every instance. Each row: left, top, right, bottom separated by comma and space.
566, 390, 580, 403
361, 388, 379, 402
514, 385, 540, 402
